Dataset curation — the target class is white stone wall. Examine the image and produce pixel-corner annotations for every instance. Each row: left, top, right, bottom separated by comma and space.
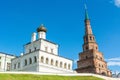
40, 39, 58, 55
25, 40, 41, 54
39, 51, 73, 73
11, 48, 73, 73
39, 51, 72, 70
0, 53, 15, 71
25, 39, 58, 55
11, 51, 39, 72
39, 64, 73, 73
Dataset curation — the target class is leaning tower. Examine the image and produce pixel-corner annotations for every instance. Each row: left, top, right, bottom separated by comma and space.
76, 5, 112, 77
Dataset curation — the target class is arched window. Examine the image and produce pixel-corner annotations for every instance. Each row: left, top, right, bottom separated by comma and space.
51, 49, 53, 53
90, 36, 92, 40
29, 49, 31, 53
96, 47, 98, 50
99, 64, 101, 67
102, 65, 104, 68
29, 58, 32, 64
41, 56, 44, 63
18, 62, 20, 68
60, 62, 62, 68
51, 59, 54, 65
45, 47, 48, 52
25, 59, 27, 66
86, 46, 88, 50
34, 56, 37, 63
68, 64, 71, 70
55, 61, 58, 66
14, 64, 16, 69
46, 58, 49, 64
64, 63, 67, 69
34, 47, 37, 51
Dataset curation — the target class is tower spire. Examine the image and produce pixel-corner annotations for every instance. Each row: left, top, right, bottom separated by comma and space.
84, 4, 89, 20
83, 4, 98, 51
84, 4, 93, 35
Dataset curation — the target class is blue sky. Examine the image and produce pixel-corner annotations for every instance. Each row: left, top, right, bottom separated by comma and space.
0, 0, 120, 74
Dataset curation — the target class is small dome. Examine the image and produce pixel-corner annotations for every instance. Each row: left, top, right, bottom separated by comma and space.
37, 24, 47, 32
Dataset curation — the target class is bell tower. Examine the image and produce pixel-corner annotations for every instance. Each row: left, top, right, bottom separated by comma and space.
76, 4, 112, 77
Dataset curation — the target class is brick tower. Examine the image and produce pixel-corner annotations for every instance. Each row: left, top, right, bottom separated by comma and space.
76, 5, 112, 77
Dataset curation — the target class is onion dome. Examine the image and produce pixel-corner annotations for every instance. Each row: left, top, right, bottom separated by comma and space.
37, 24, 47, 32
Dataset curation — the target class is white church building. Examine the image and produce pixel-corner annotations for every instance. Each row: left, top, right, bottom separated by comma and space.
11, 24, 73, 73
0, 52, 15, 71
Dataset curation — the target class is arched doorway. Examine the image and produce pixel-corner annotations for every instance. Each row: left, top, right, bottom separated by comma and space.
101, 72, 106, 76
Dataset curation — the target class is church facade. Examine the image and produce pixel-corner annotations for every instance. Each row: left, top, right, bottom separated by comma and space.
0, 52, 15, 71
76, 7, 112, 77
11, 25, 73, 73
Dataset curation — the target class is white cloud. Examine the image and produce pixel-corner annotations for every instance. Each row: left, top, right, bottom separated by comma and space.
107, 61, 120, 66
114, 0, 120, 7
106, 57, 120, 66
107, 57, 120, 61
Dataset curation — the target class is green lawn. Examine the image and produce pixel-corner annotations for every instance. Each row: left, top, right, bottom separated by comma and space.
0, 74, 104, 80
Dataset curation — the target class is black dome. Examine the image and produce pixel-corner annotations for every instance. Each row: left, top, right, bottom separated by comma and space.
37, 24, 47, 32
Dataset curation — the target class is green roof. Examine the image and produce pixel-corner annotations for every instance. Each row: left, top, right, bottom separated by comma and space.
84, 4, 89, 20
85, 10, 89, 20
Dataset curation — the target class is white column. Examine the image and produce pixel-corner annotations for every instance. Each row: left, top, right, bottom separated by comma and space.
31, 32, 36, 42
